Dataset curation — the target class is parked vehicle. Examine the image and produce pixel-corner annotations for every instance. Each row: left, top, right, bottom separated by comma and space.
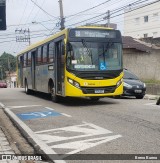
123, 69, 146, 99
0, 81, 7, 88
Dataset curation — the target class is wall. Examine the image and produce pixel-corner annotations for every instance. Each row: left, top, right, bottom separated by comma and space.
123, 48, 160, 81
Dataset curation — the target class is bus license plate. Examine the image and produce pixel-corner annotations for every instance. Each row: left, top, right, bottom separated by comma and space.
95, 90, 104, 94
135, 90, 142, 93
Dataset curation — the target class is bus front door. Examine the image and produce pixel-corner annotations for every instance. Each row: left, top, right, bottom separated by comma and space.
31, 51, 36, 89
55, 40, 65, 95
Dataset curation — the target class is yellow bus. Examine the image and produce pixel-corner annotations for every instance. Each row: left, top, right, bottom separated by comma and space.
17, 26, 123, 102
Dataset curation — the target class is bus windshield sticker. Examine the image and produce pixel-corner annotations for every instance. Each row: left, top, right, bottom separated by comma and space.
74, 65, 96, 69
71, 60, 77, 64
99, 62, 107, 70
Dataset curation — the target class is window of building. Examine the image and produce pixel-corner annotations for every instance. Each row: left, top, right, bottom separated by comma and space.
48, 42, 54, 63
153, 32, 158, 38
144, 33, 148, 38
153, 13, 159, 21
144, 16, 148, 22
135, 17, 140, 25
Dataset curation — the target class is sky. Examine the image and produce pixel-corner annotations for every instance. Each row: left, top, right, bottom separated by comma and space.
0, 0, 155, 56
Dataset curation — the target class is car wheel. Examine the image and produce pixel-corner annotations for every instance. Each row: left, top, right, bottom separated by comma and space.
135, 95, 144, 99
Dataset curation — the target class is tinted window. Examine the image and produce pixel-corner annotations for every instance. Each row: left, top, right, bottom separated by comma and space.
23, 53, 27, 67
28, 52, 31, 66
124, 70, 139, 80
37, 47, 42, 64
49, 42, 54, 63
43, 45, 48, 63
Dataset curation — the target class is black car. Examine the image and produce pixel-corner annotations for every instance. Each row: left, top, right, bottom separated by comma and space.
123, 69, 146, 99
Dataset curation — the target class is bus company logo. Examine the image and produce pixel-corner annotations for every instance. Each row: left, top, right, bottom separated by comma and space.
2, 155, 12, 160
84, 82, 88, 86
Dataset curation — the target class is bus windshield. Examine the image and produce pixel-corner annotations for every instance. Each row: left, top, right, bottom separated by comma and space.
67, 41, 122, 71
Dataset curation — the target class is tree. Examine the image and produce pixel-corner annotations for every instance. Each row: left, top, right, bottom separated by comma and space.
0, 52, 16, 80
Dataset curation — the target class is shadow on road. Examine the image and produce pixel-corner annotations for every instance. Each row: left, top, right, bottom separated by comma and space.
22, 90, 120, 106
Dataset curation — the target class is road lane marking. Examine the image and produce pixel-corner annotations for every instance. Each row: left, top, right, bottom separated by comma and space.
61, 113, 72, 117
35, 123, 122, 155
45, 107, 72, 117
8, 105, 42, 109
52, 135, 122, 157
144, 103, 160, 108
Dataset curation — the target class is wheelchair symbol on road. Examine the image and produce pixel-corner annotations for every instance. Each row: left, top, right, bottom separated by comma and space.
17, 110, 61, 120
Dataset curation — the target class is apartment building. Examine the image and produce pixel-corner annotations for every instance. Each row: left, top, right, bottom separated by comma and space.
124, 1, 160, 39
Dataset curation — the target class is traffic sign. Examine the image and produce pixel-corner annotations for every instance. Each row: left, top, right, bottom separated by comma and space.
0, 0, 6, 30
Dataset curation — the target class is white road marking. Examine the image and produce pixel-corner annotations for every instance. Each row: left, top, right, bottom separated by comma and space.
8, 105, 41, 109
61, 113, 72, 117
52, 135, 122, 156
45, 107, 72, 117
144, 103, 160, 108
45, 107, 55, 110
21, 112, 53, 117
35, 123, 122, 155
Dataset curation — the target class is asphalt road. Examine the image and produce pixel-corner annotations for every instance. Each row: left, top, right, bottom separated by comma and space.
0, 88, 160, 163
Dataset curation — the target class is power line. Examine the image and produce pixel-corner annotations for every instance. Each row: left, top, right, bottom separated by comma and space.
30, 0, 59, 19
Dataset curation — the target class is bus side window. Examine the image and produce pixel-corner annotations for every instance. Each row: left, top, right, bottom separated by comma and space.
43, 45, 48, 63
28, 52, 31, 66
23, 53, 27, 67
37, 47, 42, 64
48, 42, 54, 63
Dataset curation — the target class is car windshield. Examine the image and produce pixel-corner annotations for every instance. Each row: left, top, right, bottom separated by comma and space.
124, 70, 139, 80
66, 41, 122, 71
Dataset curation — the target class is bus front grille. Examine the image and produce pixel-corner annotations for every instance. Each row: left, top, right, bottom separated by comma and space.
81, 86, 116, 94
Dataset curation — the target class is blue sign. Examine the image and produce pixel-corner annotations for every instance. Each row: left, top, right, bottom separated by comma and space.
99, 61, 107, 70
17, 111, 61, 120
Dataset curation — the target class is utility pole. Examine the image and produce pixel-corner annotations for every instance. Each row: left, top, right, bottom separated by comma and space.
104, 10, 110, 27
58, 0, 65, 30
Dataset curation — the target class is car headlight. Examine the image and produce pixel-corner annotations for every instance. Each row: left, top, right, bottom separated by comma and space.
67, 78, 80, 89
116, 79, 123, 88
143, 83, 146, 88
124, 82, 132, 88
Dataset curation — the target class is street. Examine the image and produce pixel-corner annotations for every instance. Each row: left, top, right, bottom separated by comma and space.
0, 88, 160, 163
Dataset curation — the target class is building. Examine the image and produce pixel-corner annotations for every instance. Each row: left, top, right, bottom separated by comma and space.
124, 1, 160, 39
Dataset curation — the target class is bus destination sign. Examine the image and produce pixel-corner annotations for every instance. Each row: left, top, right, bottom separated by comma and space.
70, 29, 117, 38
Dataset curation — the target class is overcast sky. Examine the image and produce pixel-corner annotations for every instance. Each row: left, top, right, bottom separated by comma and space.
0, 0, 154, 56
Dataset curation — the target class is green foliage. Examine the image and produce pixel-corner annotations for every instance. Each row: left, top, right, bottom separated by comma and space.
0, 52, 16, 80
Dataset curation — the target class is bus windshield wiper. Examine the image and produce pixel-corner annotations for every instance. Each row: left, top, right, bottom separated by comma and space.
81, 39, 93, 65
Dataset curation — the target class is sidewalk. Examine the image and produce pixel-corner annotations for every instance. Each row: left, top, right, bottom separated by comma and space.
0, 127, 20, 163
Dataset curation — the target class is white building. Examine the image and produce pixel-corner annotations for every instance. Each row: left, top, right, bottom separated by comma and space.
124, 1, 160, 39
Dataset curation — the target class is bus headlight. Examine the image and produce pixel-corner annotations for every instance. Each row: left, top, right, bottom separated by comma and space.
67, 78, 80, 89
116, 79, 123, 88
